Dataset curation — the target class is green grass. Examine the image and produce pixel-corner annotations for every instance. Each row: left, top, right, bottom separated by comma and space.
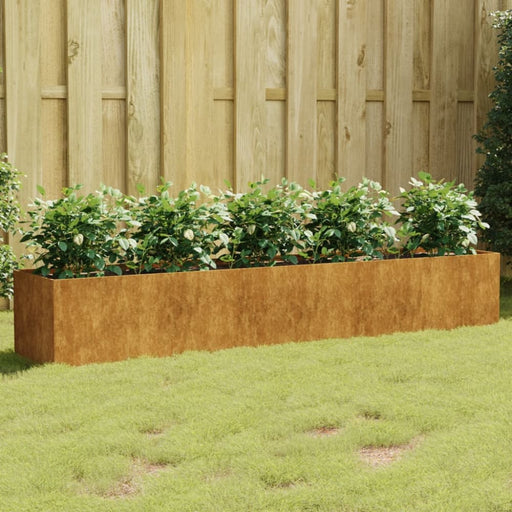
0, 282, 511, 512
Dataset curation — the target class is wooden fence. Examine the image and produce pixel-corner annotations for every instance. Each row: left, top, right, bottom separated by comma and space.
1, 0, 511, 226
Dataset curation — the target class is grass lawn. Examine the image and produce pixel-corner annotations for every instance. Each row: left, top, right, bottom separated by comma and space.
0, 281, 511, 512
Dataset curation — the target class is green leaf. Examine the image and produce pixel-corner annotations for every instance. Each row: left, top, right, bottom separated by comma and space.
107, 265, 122, 276
219, 232, 230, 246
119, 238, 130, 251
58, 241, 68, 252
417, 171, 431, 182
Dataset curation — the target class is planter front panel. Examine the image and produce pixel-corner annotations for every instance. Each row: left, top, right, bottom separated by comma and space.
14, 252, 500, 365
14, 270, 55, 362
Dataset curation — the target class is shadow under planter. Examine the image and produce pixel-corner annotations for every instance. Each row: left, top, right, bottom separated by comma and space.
14, 251, 500, 366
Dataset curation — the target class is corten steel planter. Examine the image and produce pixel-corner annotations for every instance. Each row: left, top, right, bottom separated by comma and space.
14, 251, 500, 366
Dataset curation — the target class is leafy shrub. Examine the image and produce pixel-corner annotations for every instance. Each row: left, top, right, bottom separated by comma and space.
216, 180, 306, 268
0, 154, 21, 234
302, 178, 398, 262
0, 154, 21, 297
0, 245, 18, 297
21, 185, 128, 278
20, 175, 487, 279
474, 10, 512, 256
397, 172, 488, 256
122, 182, 221, 273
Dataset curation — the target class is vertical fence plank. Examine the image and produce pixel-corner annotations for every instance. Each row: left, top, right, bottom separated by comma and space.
287, 1, 318, 183
41, 0, 67, 198
186, 0, 215, 189
161, 0, 214, 191
67, 0, 103, 191
429, 0, 459, 181
338, 0, 367, 186
316, 0, 335, 188
455, 0, 475, 186
102, 0, 126, 192
212, 0, 234, 189
4, 0, 41, 263
4, 0, 42, 193
411, 0, 430, 177
384, 0, 413, 194
126, 0, 160, 194
160, 0, 186, 189
235, 0, 267, 189
264, 0, 286, 185
365, 0, 384, 183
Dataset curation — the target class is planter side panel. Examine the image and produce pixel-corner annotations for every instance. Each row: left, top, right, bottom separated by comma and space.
14, 270, 55, 363
52, 273, 180, 365
170, 252, 500, 352
362, 252, 501, 334
14, 252, 500, 365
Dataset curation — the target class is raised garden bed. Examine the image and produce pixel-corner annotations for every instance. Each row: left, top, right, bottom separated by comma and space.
14, 250, 500, 366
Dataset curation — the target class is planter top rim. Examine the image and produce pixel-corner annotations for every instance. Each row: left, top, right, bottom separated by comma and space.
14, 250, 499, 283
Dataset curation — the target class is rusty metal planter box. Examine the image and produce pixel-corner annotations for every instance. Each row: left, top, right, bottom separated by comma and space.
14, 251, 500, 366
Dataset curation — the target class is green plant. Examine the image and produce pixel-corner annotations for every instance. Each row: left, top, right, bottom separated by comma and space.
302, 178, 398, 262
123, 182, 221, 273
216, 179, 306, 268
0, 154, 21, 297
397, 172, 488, 256
21, 185, 128, 278
0, 154, 21, 235
0, 245, 18, 297
19, 175, 489, 279
474, 10, 512, 256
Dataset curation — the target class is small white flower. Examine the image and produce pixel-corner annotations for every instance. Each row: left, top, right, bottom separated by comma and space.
73, 233, 84, 246
247, 224, 256, 235
347, 222, 357, 233
183, 229, 194, 241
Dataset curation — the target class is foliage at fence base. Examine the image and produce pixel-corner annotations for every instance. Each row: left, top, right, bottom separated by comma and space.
14, 251, 500, 366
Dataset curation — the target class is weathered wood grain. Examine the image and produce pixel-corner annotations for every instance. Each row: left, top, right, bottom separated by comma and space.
160, 0, 186, 189
338, 0, 367, 186
429, 0, 459, 180
67, 0, 103, 191
265, 0, 286, 184
126, 0, 160, 194
384, 0, 413, 193
235, 0, 267, 188
4, 0, 42, 242
0, 1, 503, 209
287, 1, 318, 184
212, 0, 234, 189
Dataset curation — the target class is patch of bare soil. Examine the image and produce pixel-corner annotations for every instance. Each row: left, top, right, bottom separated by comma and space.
358, 437, 423, 468
141, 427, 165, 438
104, 458, 168, 499
307, 426, 342, 438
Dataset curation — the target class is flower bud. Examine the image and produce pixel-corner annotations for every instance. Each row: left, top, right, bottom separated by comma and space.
347, 222, 357, 233
73, 233, 84, 246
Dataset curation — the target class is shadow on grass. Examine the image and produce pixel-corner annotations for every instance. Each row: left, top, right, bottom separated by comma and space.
0, 349, 39, 376
500, 278, 512, 319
